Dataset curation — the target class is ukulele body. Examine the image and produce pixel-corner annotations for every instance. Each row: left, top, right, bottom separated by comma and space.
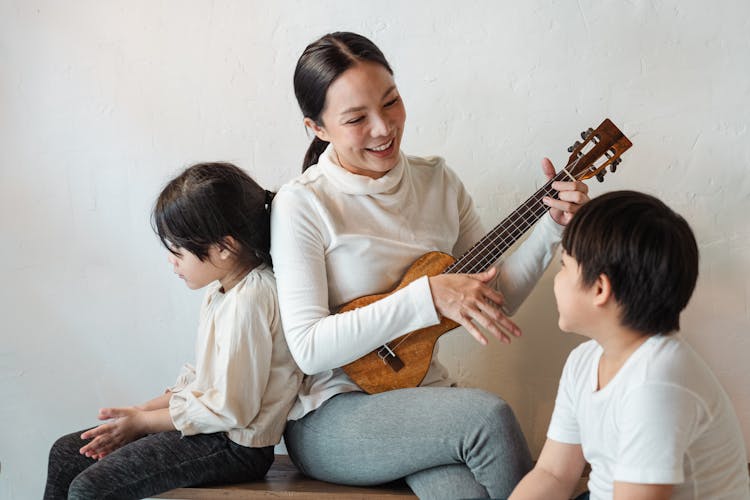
340, 251, 460, 394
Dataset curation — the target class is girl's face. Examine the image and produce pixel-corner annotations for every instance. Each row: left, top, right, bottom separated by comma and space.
307, 61, 406, 179
167, 245, 229, 290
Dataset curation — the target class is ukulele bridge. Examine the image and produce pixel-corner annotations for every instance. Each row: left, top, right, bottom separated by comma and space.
377, 344, 404, 372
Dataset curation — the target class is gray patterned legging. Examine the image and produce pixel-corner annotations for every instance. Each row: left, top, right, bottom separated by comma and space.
44, 429, 273, 500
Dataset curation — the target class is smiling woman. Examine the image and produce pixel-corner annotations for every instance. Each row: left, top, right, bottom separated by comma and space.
269, 32, 590, 499
303, 61, 405, 179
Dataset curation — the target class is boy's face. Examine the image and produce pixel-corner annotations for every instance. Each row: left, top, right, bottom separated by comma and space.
553, 251, 594, 335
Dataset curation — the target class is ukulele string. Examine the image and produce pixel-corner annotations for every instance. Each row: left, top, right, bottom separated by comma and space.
380, 158, 585, 357
449, 178, 558, 274
381, 191, 559, 354
450, 155, 583, 275
457, 181, 558, 274
457, 153, 585, 274
448, 170, 564, 274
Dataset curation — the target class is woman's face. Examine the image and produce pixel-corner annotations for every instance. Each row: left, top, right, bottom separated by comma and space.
306, 61, 406, 179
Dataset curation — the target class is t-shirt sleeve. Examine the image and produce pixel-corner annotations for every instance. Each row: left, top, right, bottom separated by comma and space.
613, 383, 703, 485
547, 351, 582, 445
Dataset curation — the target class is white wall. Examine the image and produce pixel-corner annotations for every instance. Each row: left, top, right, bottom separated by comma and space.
1, 1, 748, 497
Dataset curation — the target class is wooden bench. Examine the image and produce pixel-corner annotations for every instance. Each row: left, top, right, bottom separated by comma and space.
154, 459, 749, 499
154, 454, 417, 499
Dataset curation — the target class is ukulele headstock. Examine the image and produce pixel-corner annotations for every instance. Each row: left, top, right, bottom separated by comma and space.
566, 118, 632, 183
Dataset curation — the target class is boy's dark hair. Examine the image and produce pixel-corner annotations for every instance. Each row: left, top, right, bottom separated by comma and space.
152, 162, 273, 269
294, 32, 393, 171
561, 190, 699, 335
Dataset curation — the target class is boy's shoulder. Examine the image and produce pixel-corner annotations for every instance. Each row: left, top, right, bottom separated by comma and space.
634, 334, 720, 394
563, 339, 601, 370
560, 335, 718, 396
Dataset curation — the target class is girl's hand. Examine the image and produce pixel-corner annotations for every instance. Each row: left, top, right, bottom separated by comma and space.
540, 157, 590, 226
79, 407, 146, 460
428, 267, 521, 346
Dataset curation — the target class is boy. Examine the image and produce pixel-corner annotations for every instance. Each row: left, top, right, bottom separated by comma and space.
510, 191, 749, 500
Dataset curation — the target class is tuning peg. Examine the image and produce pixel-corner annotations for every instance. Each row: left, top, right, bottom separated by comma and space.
610, 158, 621, 173
580, 128, 593, 139
567, 140, 582, 153
596, 171, 606, 182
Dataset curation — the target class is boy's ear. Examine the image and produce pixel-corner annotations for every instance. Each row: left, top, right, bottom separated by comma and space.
304, 117, 330, 142
592, 273, 614, 307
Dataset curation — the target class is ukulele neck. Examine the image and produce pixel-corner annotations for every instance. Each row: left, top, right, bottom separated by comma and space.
444, 169, 569, 275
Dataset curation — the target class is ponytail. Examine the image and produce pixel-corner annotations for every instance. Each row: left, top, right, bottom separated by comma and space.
302, 136, 329, 172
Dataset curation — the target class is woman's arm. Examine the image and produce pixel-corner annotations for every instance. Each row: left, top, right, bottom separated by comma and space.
271, 187, 442, 374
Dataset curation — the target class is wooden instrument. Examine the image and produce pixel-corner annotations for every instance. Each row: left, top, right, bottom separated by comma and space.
340, 118, 633, 394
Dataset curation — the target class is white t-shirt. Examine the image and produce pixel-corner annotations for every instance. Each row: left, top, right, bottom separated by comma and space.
548, 335, 749, 500
168, 265, 303, 447
271, 145, 563, 419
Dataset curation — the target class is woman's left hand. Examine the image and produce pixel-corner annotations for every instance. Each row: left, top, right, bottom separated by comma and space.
540, 157, 590, 226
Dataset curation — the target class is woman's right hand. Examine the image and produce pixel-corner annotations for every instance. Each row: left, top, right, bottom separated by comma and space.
428, 267, 522, 346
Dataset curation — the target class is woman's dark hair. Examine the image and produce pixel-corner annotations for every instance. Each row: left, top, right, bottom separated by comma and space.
294, 32, 393, 171
152, 162, 274, 269
561, 190, 699, 335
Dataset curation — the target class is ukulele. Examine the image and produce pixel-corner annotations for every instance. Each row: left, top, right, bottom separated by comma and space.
340, 118, 632, 394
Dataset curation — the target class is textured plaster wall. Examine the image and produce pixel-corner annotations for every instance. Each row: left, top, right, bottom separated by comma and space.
1, 1, 748, 498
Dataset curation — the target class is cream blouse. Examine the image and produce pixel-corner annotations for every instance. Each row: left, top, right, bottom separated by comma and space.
168, 264, 302, 447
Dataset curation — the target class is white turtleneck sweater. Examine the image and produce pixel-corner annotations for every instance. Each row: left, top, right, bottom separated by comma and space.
271, 145, 563, 420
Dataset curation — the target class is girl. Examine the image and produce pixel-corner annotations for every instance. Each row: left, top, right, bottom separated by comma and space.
270, 32, 590, 499
44, 162, 302, 500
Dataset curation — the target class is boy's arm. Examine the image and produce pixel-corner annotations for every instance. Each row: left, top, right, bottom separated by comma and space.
509, 438, 586, 500
614, 482, 673, 499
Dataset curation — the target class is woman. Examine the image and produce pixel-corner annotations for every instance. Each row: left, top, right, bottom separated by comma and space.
271, 32, 589, 499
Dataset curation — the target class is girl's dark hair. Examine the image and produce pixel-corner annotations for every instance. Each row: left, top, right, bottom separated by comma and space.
294, 32, 393, 171
152, 162, 274, 269
561, 190, 699, 335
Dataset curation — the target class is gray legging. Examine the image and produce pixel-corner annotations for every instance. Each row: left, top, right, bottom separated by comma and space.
44, 429, 273, 500
284, 387, 533, 499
